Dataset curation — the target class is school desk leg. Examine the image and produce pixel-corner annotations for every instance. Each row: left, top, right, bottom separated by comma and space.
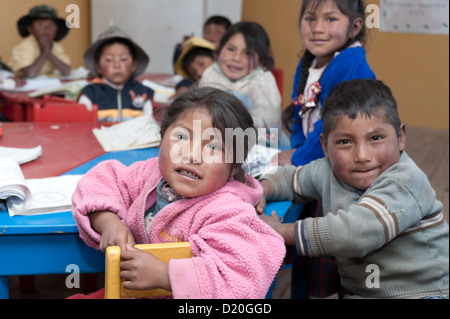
0, 276, 9, 299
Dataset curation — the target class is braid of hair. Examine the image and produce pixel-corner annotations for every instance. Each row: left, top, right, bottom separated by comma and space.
281, 50, 316, 132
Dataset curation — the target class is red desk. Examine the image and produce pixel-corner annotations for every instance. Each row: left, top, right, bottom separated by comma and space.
0, 73, 174, 122
0, 90, 42, 122
0, 122, 104, 178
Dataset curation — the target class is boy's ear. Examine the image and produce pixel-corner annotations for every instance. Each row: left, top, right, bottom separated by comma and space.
320, 133, 330, 160
349, 17, 364, 39
398, 123, 406, 152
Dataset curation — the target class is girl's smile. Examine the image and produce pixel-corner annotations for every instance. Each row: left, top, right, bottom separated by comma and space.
218, 32, 260, 81
300, 0, 363, 68
321, 113, 406, 191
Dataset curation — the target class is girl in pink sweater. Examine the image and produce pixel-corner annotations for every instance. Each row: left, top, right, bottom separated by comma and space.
71, 86, 285, 299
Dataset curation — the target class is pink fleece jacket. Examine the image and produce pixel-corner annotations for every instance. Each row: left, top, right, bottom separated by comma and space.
72, 158, 285, 299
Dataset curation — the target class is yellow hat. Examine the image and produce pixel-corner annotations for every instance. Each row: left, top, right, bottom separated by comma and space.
174, 37, 215, 79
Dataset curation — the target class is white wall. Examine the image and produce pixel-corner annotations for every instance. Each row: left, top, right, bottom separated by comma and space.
91, 0, 242, 74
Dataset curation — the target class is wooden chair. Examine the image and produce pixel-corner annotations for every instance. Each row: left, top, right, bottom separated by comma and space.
105, 242, 192, 299
32, 95, 98, 123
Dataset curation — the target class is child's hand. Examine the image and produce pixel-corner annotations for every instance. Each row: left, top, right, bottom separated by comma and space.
259, 211, 282, 232
254, 195, 267, 215
90, 211, 136, 253
37, 37, 53, 56
100, 223, 135, 254
13, 77, 27, 88
120, 245, 171, 292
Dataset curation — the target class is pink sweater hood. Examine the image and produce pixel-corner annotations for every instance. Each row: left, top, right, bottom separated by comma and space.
72, 158, 285, 299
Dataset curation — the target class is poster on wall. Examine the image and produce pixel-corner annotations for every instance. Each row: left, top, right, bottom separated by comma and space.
380, 0, 449, 35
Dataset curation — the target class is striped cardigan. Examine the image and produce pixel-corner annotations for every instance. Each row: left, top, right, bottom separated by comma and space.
263, 151, 449, 298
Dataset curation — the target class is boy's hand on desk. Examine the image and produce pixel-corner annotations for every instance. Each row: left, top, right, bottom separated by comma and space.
254, 195, 266, 215
259, 211, 281, 230
260, 212, 295, 245
120, 246, 171, 292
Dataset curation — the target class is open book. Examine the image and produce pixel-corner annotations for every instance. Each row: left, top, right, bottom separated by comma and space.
141, 79, 176, 104
28, 79, 89, 100
0, 158, 82, 216
93, 115, 161, 152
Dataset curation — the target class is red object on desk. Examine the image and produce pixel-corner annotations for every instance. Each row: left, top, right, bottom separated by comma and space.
0, 90, 42, 121
0, 73, 174, 122
0, 122, 105, 178
32, 96, 98, 123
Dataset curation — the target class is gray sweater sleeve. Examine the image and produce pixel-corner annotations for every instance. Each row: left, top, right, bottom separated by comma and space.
260, 165, 298, 202
296, 153, 444, 258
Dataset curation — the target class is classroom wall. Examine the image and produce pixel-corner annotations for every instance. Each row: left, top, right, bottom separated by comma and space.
90, 0, 242, 74
242, 0, 449, 130
0, 0, 91, 71
1, 0, 448, 130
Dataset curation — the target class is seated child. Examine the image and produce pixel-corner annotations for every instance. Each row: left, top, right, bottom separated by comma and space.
78, 26, 154, 122
172, 15, 231, 66
71, 86, 285, 299
9, 5, 71, 78
256, 79, 449, 299
202, 15, 232, 49
171, 78, 195, 101
199, 21, 284, 146
174, 37, 215, 82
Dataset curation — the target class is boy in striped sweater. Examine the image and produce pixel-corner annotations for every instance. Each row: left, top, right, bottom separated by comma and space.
257, 79, 449, 299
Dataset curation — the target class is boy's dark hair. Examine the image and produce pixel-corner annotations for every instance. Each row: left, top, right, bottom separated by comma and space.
218, 21, 275, 70
321, 79, 402, 141
94, 38, 137, 64
182, 47, 214, 75
203, 15, 232, 29
160, 86, 255, 183
282, 0, 368, 132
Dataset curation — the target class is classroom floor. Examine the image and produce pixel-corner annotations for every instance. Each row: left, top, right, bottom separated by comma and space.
7, 126, 449, 299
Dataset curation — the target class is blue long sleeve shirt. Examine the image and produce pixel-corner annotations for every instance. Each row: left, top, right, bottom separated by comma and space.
290, 47, 376, 166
